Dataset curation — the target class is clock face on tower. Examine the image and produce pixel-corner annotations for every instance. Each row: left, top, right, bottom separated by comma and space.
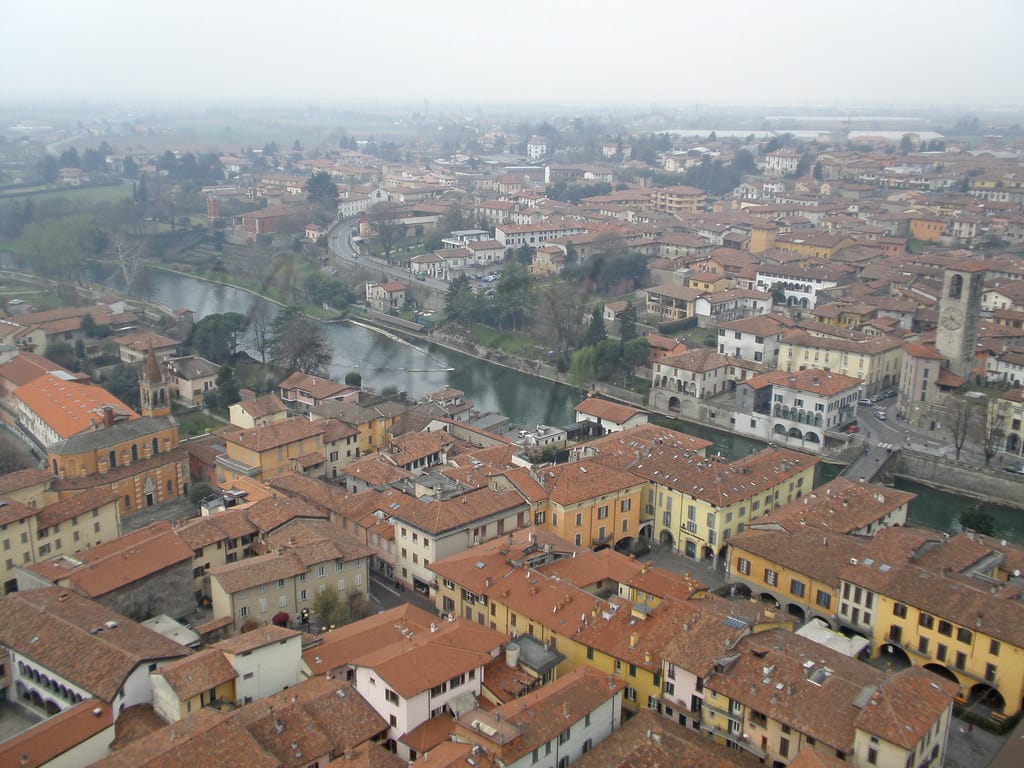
940, 305, 964, 331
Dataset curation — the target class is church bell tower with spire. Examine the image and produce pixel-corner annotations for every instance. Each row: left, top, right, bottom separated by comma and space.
139, 343, 170, 418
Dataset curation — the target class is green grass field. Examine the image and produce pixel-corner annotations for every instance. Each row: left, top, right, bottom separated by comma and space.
0, 182, 131, 206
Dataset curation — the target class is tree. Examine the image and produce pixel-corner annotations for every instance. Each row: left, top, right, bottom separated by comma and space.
900, 134, 915, 154
101, 364, 140, 411
190, 312, 249, 364
959, 505, 995, 536
59, 147, 80, 168
248, 302, 272, 364
582, 309, 607, 347
189, 482, 214, 507
215, 366, 241, 409
731, 148, 756, 175
0, 431, 29, 475
984, 398, 1009, 467
367, 200, 403, 258
619, 301, 638, 341
345, 371, 362, 387
946, 397, 976, 462
813, 161, 824, 181
268, 306, 333, 375
444, 275, 477, 324
311, 585, 349, 629
36, 155, 58, 183
44, 341, 78, 371
306, 171, 338, 224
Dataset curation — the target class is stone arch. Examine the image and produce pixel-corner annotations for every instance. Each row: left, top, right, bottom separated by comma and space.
787, 603, 807, 623
805, 432, 821, 444
668, 396, 681, 413
659, 530, 675, 548
788, 426, 803, 439
44, 698, 60, 715
759, 591, 781, 608
880, 643, 912, 669
773, 423, 788, 436
923, 663, 959, 684
968, 683, 1005, 712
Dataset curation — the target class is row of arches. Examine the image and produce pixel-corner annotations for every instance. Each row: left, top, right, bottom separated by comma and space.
773, 424, 822, 443
774, 405, 823, 427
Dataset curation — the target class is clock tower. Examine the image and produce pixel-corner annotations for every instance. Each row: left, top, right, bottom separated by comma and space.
935, 265, 985, 379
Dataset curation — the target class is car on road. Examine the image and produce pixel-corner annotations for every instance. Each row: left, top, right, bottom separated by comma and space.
857, 398, 872, 406
883, 390, 897, 398
871, 394, 885, 403
1004, 465, 1024, 475
873, 410, 887, 420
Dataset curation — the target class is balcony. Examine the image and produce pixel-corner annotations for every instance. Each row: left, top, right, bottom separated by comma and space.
702, 722, 767, 759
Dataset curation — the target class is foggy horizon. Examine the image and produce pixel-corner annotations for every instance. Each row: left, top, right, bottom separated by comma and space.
3, 0, 1023, 112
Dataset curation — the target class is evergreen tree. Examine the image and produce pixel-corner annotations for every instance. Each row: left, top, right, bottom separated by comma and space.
619, 301, 638, 341
583, 309, 607, 347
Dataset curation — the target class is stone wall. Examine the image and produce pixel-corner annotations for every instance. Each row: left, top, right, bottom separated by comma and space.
887, 449, 1024, 509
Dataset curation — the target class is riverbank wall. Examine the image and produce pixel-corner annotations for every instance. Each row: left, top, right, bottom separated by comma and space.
885, 449, 1024, 511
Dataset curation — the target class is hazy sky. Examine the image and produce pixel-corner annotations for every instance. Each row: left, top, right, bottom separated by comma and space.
2, 0, 1022, 108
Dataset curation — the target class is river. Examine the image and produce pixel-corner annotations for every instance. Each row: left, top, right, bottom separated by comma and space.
152, 272, 1024, 544
150, 272, 580, 428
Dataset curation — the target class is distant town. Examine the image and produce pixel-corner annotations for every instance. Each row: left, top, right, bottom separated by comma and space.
0, 103, 1023, 768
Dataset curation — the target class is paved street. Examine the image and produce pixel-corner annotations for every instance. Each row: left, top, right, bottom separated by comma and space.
944, 715, 1007, 768
639, 543, 728, 591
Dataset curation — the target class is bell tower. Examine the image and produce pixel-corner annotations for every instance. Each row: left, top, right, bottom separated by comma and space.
139, 343, 170, 418
935, 264, 985, 380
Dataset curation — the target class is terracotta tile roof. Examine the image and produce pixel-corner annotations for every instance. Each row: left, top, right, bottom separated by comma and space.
457, 666, 624, 764
743, 368, 862, 397
399, 713, 455, 753
0, 467, 51, 495
902, 342, 946, 360
0, 698, 112, 768
209, 551, 307, 594
786, 749, 853, 768
267, 518, 372, 567
781, 329, 904, 355
730, 526, 868, 590
303, 603, 438, 675
0, 496, 35, 526
410, 741, 482, 768
659, 596, 775, 677
112, 330, 179, 352
480, 653, 535, 702
279, 372, 355, 401
660, 348, 737, 373
14, 373, 138, 440
0, 588, 187, 703
245, 496, 328, 533
342, 453, 414, 486
224, 418, 326, 453
0, 350, 73, 387
486, 566, 601, 641
764, 477, 915, 534
35, 486, 118, 528
428, 527, 580, 595
27, 521, 193, 598
157, 648, 238, 701
843, 555, 1024, 647
574, 423, 713, 465
174, 512, 258, 550
388, 430, 455, 466
574, 397, 648, 423
538, 548, 703, 599
351, 618, 504, 699
94, 709, 276, 768
573, 708, 764, 768
328, 740, 406, 768
534, 458, 644, 506
236, 393, 287, 418
393, 486, 527, 536
853, 666, 958, 749
212, 624, 300, 655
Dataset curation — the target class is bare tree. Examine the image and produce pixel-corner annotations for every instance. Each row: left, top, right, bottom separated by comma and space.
367, 200, 403, 259
535, 281, 584, 353
946, 397, 978, 462
248, 301, 272, 364
983, 397, 1009, 466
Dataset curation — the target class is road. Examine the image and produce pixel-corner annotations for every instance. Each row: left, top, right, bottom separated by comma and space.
328, 218, 449, 294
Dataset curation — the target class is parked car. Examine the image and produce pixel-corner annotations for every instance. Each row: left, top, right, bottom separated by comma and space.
857, 398, 872, 406
873, 410, 887, 420
884, 390, 897, 398
872, 394, 885, 403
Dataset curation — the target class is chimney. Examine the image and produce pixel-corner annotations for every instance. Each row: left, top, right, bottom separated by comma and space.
629, 632, 639, 649
103, 405, 114, 428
